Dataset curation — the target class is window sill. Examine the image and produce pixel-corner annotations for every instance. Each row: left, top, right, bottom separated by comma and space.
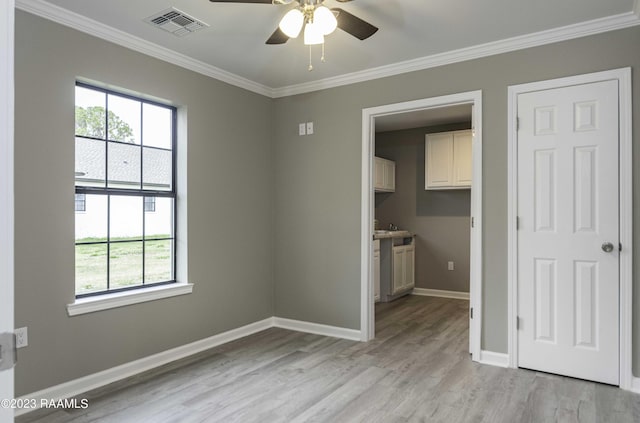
67, 283, 194, 316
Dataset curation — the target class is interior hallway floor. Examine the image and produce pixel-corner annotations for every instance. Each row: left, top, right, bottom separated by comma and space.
17, 295, 640, 422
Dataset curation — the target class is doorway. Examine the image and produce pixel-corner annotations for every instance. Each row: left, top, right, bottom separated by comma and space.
360, 91, 483, 362
507, 68, 632, 388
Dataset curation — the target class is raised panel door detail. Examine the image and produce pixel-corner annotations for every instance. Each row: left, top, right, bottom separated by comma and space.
574, 101, 598, 132
374, 250, 381, 301
392, 247, 404, 294
374, 158, 385, 190
426, 133, 453, 187
534, 106, 557, 135
404, 246, 415, 290
574, 261, 598, 349
534, 259, 557, 343
384, 160, 395, 191
374, 157, 395, 192
534, 150, 556, 232
453, 132, 472, 186
574, 147, 597, 233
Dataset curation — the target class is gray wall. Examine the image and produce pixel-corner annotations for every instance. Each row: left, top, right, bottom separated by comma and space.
273, 26, 640, 373
375, 124, 471, 293
14, 11, 274, 395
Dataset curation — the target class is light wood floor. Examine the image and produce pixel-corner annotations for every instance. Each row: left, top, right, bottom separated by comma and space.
18, 296, 640, 422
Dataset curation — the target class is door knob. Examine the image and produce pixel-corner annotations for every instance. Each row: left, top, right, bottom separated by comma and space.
601, 242, 614, 253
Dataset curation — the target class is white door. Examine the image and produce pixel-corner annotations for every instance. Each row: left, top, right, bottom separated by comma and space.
452, 131, 472, 186
0, 1, 15, 421
517, 80, 619, 384
425, 133, 452, 188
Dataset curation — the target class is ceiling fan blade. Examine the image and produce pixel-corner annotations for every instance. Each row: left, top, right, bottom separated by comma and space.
332, 8, 378, 40
266, 27, 289, 44
209, 0, 273, 3
334, 0, 354, 2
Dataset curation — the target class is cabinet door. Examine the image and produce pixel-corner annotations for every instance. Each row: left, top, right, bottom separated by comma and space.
392, 247, 405, 294
373, 250, 381, 301
403, 245, 415, 290
374, 157, 385, 190
384, 160, 395, 191
453, 131, 472, 187
425, 133, 453, 188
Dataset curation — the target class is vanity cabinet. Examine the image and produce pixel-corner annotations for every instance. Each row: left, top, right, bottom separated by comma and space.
374, 157, 395, 192
391, 243, 415, 295
425, 129, 472, 189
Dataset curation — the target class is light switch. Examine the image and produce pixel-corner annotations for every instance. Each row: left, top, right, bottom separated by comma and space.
299, 123, 306, 136
448, 261, 454, 271
306, 122, 314, 135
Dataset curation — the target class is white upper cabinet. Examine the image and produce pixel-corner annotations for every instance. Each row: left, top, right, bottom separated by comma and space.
425, 130, 472, 190
374, 157, 395, 192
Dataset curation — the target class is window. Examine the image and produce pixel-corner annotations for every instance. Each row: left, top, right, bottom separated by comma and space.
75, 193, 86, 212
144, 196, 156, 212
75, 83, 176, 297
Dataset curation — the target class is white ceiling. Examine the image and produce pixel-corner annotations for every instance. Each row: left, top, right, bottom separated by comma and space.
375, 104, 471, 133
23, 0, 638, 92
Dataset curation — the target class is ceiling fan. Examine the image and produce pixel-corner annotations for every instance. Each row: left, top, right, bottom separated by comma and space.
208, 0, 379, 46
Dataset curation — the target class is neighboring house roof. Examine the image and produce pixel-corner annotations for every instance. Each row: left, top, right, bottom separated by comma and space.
75, 137, 171, 190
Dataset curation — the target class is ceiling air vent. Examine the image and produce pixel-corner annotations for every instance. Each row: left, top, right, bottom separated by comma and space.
145, 7, 209, 37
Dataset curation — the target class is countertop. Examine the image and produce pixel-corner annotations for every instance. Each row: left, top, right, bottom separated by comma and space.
373, 230, 413, 239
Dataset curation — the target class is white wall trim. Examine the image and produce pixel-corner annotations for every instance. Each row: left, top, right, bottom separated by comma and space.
15, 0, 640, 98
271, 12, 640, 97
15, 316, 362, 416
14, 317, 274, 416
361, 91, 483, 363
67, 283, 194, 316
412, 288, 470, 300
507, 68, 633, 390
272, 317, 361, 341
631, 377, 640, 394
0, 2, 14, 421
15, 0, 272, 97
478, 350, 510, 368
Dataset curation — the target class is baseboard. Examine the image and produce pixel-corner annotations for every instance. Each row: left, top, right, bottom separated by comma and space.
272, 317, 362, 341
15, 316, 362, 416
412, 288, 470, 300
14, 317, 273, 417
631, 377, 640, 394
478, 350, 510, 368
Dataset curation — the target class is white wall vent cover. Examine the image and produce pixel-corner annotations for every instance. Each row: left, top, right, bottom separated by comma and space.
144, 8, 209, 37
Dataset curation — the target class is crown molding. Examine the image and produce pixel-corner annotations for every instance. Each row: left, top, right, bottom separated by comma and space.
15, 0, 274, 97
272, 11, 640, 97
15, 0, 640, 99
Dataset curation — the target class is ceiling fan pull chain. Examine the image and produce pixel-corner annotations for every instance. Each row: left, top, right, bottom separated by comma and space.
308, 45, 314, 71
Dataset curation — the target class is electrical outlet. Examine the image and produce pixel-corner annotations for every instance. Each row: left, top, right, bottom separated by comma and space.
306, 121, 314, 135
15, 327, 28, 348
298, 123, 306, 136
448, 261, 454, 271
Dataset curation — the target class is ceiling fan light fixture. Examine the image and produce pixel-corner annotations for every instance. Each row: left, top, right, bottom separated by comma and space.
279, 8, 304, 38
304, 21, 325, 45
313, 6, 337, 35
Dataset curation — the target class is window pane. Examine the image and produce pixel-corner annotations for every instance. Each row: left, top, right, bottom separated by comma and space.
108, 142, 141, 189
110, 241, 143, 289
76, 243, 108, 294
142, 147, 172, 191
75, 86, 106, 139
110, 196, 143, 240
107, 94, 141, 144
145, 240, 173, 283
75, 137, 106, 187
143, 103, 172, 149
76, 194, 107, 242
145, 197, 173, 239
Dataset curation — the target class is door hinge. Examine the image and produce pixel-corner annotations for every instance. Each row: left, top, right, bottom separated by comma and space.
619, 243, 622, 252
0, 332, 17, 371
516, 216, 520, 230
516, 117, 520, 131
471, 217, 474, 228
470, 307, 474, 319
516, 316, 521, 330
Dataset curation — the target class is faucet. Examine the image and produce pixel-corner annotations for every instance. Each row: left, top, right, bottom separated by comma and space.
388, 223, 398, 231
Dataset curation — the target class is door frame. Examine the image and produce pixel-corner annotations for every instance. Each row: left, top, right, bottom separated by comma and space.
507, 68, 633, 389
0, 0, 15, 420
360, 90, 483, 361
